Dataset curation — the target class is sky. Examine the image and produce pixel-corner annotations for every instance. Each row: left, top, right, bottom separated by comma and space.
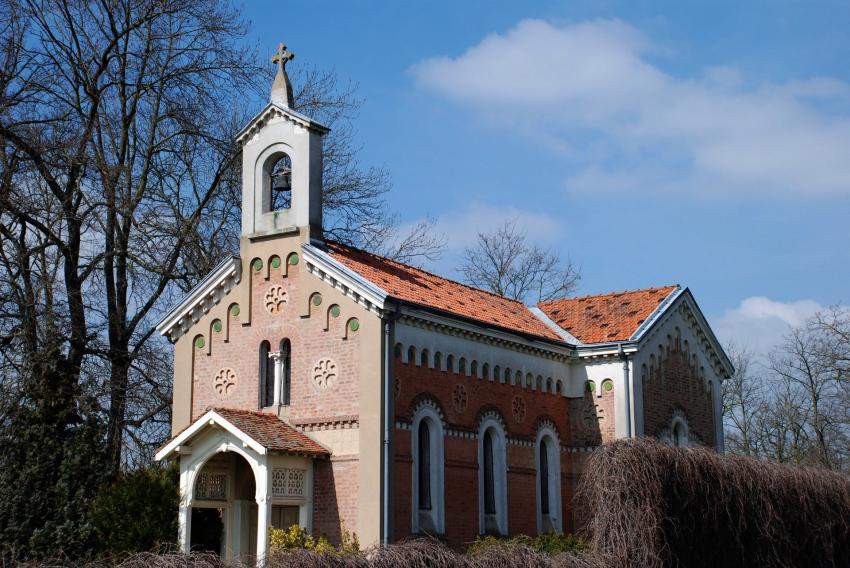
243, 1, 850, 358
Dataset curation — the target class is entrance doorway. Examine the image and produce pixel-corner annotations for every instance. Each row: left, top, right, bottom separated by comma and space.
190, 507, 224, 554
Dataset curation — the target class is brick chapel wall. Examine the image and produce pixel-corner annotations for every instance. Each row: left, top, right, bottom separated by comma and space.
182, 233, 379, 542
635, 303, 720, 448
392, 354, 575, 549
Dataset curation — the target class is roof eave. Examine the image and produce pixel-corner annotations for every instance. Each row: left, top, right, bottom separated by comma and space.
155, 256, 242, 342
236, 102, 330, 143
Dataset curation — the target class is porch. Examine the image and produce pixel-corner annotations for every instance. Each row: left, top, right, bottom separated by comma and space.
155, 408, 330, 560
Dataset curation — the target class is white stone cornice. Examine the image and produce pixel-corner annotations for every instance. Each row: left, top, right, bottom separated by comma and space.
156, 256, 242, 342
528, 306, 583, 345
398, 308, 575, 361
236, 102, 329, 145
301, 242, 389, 316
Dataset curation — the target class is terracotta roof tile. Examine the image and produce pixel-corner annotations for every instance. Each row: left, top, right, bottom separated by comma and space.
538, 285, 679, 344
324, 241, 563, 342
214, 408, 329, 456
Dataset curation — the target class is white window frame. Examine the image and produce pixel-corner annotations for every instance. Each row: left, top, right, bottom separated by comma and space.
477, 417, 508, 536
411, 405, 445, 534
535, 426, 562, 534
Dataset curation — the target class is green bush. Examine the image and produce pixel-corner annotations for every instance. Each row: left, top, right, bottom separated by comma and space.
268, 524, 360, 555
466, 532, 588, 556
88, 463, 179, 556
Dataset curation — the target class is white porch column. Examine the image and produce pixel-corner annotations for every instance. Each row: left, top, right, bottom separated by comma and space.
178, 461, 192, 553
255, 456, 271, 561
270, 351, 282, 406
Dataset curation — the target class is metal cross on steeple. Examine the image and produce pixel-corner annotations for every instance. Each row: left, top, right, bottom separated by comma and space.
270, 42, 295, 108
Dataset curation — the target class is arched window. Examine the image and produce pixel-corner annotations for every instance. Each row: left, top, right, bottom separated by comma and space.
259, 341, 274, 407
672, 418, 689, 447
280, 338, 291, 406
446, 355, 455, 373
408, 345, 417, 365
482, 363, 490, 380
412, 406, 445, 534
459, 357, 467, 375
479, 418, 508, 535
269, 153, 292, 211
418, 422, 431, 510
434, 352, 442, 370
421, 349, 430, 368
471, 360, 479, 378
535, 426, 562, 534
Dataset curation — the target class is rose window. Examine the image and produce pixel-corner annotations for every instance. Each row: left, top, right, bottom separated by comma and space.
452, 384, 468, 413
264, 285, 288, 315
313, 358, 338, 390
512, 395, 526, 423
213, 368, 238, 398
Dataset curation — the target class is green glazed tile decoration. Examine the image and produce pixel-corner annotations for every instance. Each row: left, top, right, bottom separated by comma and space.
212, 320, 223, 333
271, 256, 281, 269
312, 294, 322, 306
230, 305, 240, 317
349, 318, 360, 332
330, 305, 341, 318
253, 259, 262, 271
288, 253, 299, 265
603, 380, 614, 392
195, 336, 205, 349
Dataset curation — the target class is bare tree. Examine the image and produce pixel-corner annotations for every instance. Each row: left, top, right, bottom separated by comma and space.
722, 343, 767, 456
460, 218, 579, 303
0, 0, 442, 475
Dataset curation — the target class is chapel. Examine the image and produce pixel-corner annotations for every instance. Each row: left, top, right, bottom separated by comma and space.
155, 44, 732, 559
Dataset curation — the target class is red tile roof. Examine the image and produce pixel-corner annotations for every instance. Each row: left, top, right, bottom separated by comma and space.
537, 286, 679, 344
324, 241, 563, 342
214, 408, 329, 456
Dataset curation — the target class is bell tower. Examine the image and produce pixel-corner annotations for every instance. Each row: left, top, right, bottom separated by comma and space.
237, 42, 329, 241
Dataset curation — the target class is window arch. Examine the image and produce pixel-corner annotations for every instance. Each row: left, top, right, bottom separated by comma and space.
471, 360, 479, 378
482, 363, 490, 380
493, 365, 501, 383
408, 345, 417, 365
420, 349, 430, 369
412, 405, 445, 534
478, 417, 508, 535
446, 355, 455, 373
268, 153, 292, 211
535, 426, 562, 534
434, 352, 442, 371
671, 417, 689, 447
259, 340, 274, 407
546, 378, 553, 393
504, 368, 512, 385
459, 357, 467, 375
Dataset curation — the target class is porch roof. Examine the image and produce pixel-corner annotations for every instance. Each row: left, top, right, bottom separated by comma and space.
155, 408, 330, 461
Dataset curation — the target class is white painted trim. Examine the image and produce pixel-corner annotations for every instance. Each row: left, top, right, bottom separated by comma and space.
156, 256, 241, 341
528, 306, 583, 345
477, 417, 508, 536
236, 102, 329, 143
155, 409, 267, 461
629, 286, 685, 342
411, 405, 445, 535
301, 243, 389, 315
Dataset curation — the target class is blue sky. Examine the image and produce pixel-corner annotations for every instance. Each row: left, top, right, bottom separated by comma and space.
244, 1, 850, 356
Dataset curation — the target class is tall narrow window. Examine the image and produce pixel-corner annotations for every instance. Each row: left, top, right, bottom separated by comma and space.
259, 341, 272, 407
280, 339, 291, 405
540, 441, 550, 515
483, 430, 496, 515
418, 421, 432, 510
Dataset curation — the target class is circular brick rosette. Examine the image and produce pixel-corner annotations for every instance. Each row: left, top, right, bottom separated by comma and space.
213, 368, 238, 398
264, 285, 288, 315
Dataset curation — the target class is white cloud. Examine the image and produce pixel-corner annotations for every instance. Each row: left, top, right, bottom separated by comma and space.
411, 19, 850, 197
712, 296, 824, 359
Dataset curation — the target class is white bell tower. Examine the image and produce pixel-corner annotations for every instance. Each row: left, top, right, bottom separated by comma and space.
236, 42, 329, 241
